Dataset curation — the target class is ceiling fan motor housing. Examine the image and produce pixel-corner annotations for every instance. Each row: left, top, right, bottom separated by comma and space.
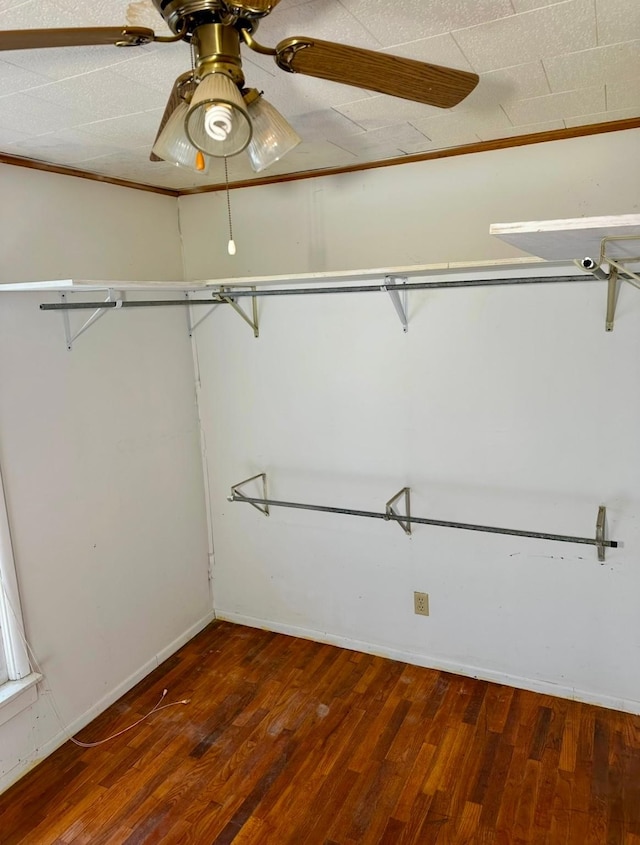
152, 0, 269, 36
192, 23, 244, 84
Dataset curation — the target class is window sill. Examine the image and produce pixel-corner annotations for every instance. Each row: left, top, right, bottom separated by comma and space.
0, 674, 41, 728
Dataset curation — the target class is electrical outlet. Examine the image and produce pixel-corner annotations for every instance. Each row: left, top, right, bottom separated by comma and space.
414, 591, 429, 616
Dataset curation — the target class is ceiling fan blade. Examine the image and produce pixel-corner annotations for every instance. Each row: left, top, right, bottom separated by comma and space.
0, 26, 155, 51
275, 38, 479, 109
150, 72, 196, 162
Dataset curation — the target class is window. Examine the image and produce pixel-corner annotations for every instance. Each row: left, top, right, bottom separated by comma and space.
0, 465, 36, 720
0, 633, 7, 687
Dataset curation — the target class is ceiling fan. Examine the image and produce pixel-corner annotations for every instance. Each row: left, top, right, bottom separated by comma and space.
0, 1, 480, 174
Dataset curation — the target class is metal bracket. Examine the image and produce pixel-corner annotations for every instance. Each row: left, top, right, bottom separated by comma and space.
229, 473, 269, 516
381, 275, 408, 333
599, 235, 640, 289
186, 288, 259, 337
581, 235, 640, 332
385, 487, 412, 536
601, 238, 640, 333
185, 291, 222, 336
596, 505, 609, 562
605, 266, 620, 333
216, 287, 259, 338
61, 289, 123, 350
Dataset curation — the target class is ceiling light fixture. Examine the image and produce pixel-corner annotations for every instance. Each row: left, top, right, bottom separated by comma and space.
244, 89, 301, 173
185, 71, 252, 158
151, 101, 209, 173
151, 23, 303, 176
0, 2, 481, 181
154, 77, 302, 177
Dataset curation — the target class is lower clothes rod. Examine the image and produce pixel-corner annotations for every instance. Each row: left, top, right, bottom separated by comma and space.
229, 493, 618, 551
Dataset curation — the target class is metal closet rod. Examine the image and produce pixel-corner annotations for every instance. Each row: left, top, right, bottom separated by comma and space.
229, 473, 617, 562
39, 274, 590, 311
230, 493, 617, 550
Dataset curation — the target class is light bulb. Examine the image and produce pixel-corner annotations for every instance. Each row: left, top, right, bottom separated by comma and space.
185, 73, 252, 157
228, 239, 236, 256
204, 104, 233, 141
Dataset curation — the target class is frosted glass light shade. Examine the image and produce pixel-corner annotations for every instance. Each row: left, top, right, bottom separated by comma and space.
185, 73, 252, 158
246, 95, 301, 172
151, 101, 210, 173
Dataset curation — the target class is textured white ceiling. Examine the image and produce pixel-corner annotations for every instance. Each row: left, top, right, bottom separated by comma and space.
0, 0, 638, 190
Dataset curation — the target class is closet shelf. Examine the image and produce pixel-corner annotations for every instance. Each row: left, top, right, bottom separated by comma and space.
34, 264, 594, 349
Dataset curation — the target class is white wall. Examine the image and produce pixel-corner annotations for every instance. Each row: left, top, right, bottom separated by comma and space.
0, 165, 183, 283
179, 129, 640, 280
183, 129, 640, 711
0, 170, 210, 793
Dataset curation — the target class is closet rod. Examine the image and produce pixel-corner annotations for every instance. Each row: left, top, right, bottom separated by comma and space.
39, 274, 590, 311
229, 493, 618, 552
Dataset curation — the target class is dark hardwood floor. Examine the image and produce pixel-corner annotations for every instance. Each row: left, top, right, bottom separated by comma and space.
1, 620, 639, 844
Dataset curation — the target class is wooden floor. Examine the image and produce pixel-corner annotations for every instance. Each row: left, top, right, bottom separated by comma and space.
1, 622, 640, 844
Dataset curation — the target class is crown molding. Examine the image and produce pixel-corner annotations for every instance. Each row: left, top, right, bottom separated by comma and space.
0, 152, 179, 197
1, 117, 638, 197
177, 117, 640, 195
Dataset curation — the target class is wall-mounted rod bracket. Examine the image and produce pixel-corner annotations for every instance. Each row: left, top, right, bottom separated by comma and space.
579, 257, 620, 332
602, 247, 640, 334
60, 289, 123, 350
596, 505, 609, 563
580, 235, 640, 332
599, 235, 640, 292
385, 487, 411, 535
213, 286, 259, 338
229, 473, 269, 516
185, 291, 222, 336
381, 275, 408, 332
605, 266, 620, 333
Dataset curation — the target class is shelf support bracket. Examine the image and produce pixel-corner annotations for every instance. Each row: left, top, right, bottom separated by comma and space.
187, 287, 259, 337
596, 505, 609, 562
599, 235, 640, 291
385, 487, 412, 536
605, 266, 620, 333
61, 289, 123, 350
581, 234, 640, 331
582, 235, 640, 332
230, 473, 269, 516
185, 291, 222, 336
216, 287, 259, 338
381, 275, 408, 333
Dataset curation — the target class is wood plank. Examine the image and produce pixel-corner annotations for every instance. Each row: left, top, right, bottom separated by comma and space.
490, 213, 640, 261
559, 702, 581, 773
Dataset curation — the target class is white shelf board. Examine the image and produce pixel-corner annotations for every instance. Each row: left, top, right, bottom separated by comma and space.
0, 256, 581, 295
0, 279, 198, 293
490, 214, 640, 261
192, 257, 576, 289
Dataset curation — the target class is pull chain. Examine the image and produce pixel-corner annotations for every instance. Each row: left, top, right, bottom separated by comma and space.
225, 156, 236, 256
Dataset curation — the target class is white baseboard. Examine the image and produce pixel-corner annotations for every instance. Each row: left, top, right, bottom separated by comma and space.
217, 609, 640, 716
0, 609, 216, 795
